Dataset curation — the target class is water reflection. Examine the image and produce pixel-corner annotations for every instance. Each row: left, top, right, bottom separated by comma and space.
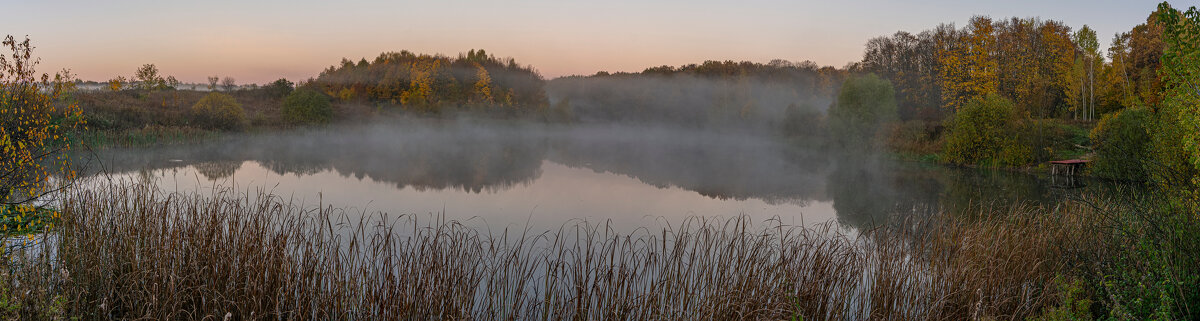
76, 121, 1135, 231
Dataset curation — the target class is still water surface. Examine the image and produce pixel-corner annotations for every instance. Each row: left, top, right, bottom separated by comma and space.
81, 120, 1127, 232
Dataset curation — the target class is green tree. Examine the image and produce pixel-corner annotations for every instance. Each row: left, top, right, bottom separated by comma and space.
942, 94, 1027, 166
0, 35, 84, 204
1153, 2, 1200, 198
282, 88, 333, 125
828, 74, 897, 150
135, 63, 170, 90
263, 78, 294, 98
1089, 107, 1151, 180
191, 92, 246, 130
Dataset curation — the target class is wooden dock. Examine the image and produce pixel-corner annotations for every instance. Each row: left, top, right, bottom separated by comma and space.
1049, 159, 1089, 176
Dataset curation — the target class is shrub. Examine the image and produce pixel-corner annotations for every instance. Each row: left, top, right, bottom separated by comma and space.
262, 78, 294, 98
1013, 119, 1075, 164
942, 94, 1024, 166
828, 74, 897, 150
885, 120, 944, 158
282, 89, 333, 125
191, 92, 246, 130
1090, 108, 1151, 181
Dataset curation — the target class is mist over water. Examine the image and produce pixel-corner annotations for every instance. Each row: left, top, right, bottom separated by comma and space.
75, 118, 1130, 232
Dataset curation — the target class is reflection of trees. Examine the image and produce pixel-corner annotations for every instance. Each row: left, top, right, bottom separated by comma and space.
77, 124, 548, 194
936, 168, 1059, 218
192, 161, 242, 181
825, 158, 1136, 231
828, 157, 898, 229
243, 127, 548, 193
72, 123, 1143, 227
548, 131, 832, 205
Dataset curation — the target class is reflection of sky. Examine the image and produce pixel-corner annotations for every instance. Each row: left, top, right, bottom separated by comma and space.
108, 160, 838, 233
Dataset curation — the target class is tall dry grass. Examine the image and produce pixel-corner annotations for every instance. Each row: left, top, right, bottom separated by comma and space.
1, 182, 1106, 320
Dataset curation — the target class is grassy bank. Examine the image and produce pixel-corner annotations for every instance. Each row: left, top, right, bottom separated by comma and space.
75, 125, 222, 149
885, 119, 1096, 175
3, 182, 1189, 319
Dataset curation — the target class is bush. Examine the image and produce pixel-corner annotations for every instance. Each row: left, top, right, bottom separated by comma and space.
828, 74, 897, 150
942, 94, 1024, 166
1013, 119, 1075, 164
262, 78, 294, 98
282, 89, 333, 125
885, 120, 944, 158
191, 92, 247, 130
1090, 108, 1151, 181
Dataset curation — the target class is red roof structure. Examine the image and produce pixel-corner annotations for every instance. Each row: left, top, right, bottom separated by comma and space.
1049, 159, 1090, 177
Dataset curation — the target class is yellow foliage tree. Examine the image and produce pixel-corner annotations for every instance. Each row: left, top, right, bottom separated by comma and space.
107, 76, 126, 91
473, 63, 494, 104
0, 35, 84, 205
400, 59, 439, 111
940, 16, 999, 111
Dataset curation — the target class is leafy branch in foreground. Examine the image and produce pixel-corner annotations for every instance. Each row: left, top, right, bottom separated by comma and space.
0, 35, 84, 206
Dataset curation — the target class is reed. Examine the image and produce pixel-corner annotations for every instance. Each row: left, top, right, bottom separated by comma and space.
0, 182, 1102, 320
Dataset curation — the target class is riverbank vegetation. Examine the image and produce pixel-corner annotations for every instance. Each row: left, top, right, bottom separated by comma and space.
0, 182, 1123, 320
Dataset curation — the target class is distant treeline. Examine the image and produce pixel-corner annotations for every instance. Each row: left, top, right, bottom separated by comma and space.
546, 60, 848, 130
857, 11, 1167, 122
307, 49, 549, 113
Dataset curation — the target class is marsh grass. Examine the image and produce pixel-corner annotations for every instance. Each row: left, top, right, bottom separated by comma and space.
0, 182, 1108, 320
77, 125, 219, 148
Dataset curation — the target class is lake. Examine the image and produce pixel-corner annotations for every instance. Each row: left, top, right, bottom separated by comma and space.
77, 119, 1131, 233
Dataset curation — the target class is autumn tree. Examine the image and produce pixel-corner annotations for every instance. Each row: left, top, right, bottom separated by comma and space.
472, 63, 494, 104
207, 76, 219, 91
1130, 9, 1166, 109
107, 75, 127, 91
1031, 20, 1076, 118
1070, 25, 1102, 120
862, 31, 942, 120
221, 77, 236, 91
399, 59, 438, 111
939, 16, 999, 112
1098, 9, 1166, 114
135, 63, 166, 90
310, 49, 548, 113
0, 35, 84, 205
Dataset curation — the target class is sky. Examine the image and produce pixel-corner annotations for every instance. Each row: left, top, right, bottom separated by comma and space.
2, 0, 1173, 84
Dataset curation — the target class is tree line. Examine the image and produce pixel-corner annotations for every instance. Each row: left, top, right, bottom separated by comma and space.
546, 59, 848, 130
307, 49, 548, 113
857, 10, 1170, 122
